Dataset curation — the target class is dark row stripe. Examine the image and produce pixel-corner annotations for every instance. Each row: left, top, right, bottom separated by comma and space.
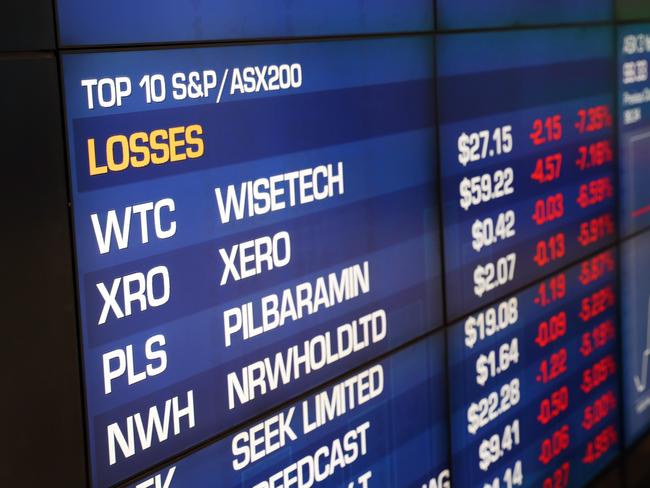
83, 184, 434, 347
73, 78, 434, 193
438, 58, 613, 124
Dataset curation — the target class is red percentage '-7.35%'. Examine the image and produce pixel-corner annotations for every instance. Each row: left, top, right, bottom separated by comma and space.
575, 105, 613, 134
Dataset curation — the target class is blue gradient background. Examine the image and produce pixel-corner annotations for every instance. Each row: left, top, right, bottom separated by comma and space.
438, 0, 611, 30
56, 0, 433, 46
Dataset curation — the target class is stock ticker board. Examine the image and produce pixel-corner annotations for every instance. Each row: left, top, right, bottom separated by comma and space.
61, 36, 443, 487
438, 27, 617, 321
54, 7, 638, 488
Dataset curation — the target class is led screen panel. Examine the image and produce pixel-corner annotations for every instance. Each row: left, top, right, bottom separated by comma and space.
621, 230, 650, 445
61, 36, 443, 487
618, 24, 650, 237
126, 334, 450, 488
449, 249, 621, 487
438, 27, 617, 320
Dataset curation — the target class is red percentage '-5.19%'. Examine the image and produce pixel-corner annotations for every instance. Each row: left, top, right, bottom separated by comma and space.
580, 320, 616, 358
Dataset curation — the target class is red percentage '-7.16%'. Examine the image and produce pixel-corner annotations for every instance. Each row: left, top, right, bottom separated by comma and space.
576, 140, 613, 170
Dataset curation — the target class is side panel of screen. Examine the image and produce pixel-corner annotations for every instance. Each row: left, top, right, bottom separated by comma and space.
618, 24, 650, 237
621, 230, 650, 445
0, 54, 86, 487
0, 2, 55, 50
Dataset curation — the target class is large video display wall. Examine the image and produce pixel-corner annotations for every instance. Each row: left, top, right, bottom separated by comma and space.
9, 1, 650, 486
